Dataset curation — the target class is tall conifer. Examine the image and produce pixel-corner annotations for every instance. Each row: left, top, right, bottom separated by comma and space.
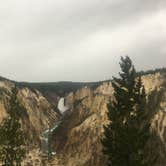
0, 87, 26, 166
102, 56, 151, 166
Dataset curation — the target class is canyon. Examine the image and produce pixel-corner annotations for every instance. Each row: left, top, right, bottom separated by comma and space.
0, 70, 166, 166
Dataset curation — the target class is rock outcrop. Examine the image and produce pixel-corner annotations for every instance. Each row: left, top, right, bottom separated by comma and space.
1, 72, 166, 166
0, 79, 58, 146
51, 72, 166, 166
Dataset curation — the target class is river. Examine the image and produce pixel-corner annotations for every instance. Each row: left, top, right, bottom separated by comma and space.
41, 97, 68, 156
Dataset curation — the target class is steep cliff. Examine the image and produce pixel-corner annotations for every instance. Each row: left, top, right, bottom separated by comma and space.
0, 71, 166, 166
51, 72, 166, 166
0, 79, 59, 146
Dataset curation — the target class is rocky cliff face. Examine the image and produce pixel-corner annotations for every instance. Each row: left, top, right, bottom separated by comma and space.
51, 72, 166, 166
18, 88, 59, 145
0, 72, 166, 166
0, 80, 58, 146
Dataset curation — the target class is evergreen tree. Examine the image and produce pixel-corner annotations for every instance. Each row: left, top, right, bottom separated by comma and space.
102, 56, 151, 166
0, 87, 26, 166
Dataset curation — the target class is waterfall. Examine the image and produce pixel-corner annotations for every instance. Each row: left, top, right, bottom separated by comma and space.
41, 97, 68, 155
58, 97, 68, 114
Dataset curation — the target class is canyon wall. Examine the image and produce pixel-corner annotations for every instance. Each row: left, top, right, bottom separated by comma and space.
52, 72, 166, 166
0, 72, 166, 166
0, 80, 58, 146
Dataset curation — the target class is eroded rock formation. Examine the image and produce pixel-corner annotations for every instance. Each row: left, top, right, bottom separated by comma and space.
0, 72, 166, 166
51, 72, 166, 166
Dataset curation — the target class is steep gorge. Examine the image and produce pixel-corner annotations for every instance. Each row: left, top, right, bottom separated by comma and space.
0, 71, 166, 166
51, 72, 166, 166
0, 79, 59, 147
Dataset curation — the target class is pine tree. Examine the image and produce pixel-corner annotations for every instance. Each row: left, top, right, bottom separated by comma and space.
102, 56, 151, 166
0, 87, 26, 166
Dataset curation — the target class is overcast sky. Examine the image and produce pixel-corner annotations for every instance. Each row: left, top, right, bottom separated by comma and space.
0, 0, 165, 82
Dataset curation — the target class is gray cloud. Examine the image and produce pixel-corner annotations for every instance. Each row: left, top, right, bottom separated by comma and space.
0, 0, 165, 82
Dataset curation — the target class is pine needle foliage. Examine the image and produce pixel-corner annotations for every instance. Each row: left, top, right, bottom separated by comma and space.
102, 56, 153, 166
0, 87, 26, 166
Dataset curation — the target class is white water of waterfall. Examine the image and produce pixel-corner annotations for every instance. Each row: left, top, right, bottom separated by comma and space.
58, 97, 68, 114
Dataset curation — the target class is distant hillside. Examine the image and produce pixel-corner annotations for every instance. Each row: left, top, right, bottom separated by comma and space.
16, 67, 166, 94
16, 81, 105, 97
0, 67, 166, 98
136, 67, 166, 76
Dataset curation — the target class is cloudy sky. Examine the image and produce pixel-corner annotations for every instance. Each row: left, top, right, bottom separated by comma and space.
0, 0, 165, 82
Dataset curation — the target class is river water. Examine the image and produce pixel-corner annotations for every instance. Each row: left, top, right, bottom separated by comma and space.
41, 97, 68, 155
